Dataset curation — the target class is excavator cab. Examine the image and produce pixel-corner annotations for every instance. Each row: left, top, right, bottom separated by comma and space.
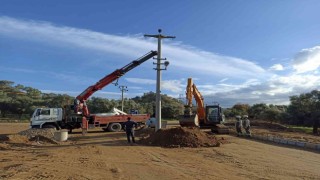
205, 105, 225, 124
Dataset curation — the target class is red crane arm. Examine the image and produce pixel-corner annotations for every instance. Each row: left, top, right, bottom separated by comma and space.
75, 51, 157, 116
76, 70, 123, 102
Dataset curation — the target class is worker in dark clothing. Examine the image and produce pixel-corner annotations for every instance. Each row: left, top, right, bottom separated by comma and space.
123, 117, 138, 144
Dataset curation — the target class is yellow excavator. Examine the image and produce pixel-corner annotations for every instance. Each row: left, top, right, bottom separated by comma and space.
179, 78, 229, 134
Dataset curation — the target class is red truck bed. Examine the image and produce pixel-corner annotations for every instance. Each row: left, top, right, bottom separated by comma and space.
92, 114, 150, 124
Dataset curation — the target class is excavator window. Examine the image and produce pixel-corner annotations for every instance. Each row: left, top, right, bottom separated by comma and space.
207, 107, 219, 122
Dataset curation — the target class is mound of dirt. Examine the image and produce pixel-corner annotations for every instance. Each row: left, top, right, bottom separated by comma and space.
135, 127, 155, 137
18, 128, 56, 139
29, 135, 59, 144
0, 143, 10, 150
139, 127, 220, 148
3, 128, 59, 145
6, 134, 30, 144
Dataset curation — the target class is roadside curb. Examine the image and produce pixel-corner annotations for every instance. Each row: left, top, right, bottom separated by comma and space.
250, 134, 320, 152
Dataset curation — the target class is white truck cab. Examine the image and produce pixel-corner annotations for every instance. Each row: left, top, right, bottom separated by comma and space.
30, 108, 63, 129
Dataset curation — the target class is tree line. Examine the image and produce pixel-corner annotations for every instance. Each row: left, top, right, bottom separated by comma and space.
0, 80, 184, 120
223, 90, 320, 135
0, 80, 318, 135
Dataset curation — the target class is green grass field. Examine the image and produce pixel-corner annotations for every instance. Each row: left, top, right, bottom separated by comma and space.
288, 126, 313, 134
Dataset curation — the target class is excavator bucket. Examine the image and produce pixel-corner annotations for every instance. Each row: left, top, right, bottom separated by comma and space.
179, 114, 199, 127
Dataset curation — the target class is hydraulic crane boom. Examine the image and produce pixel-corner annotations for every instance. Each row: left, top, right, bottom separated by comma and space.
75, 50, 157, 116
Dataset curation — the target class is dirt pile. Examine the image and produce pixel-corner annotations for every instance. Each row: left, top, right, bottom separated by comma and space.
135, 127, 155, 137
6, 134, 30, 144
18, 128, 56, 139
0, 143, 10, 150
3, 128, 59, 145
139, 127, 220, 148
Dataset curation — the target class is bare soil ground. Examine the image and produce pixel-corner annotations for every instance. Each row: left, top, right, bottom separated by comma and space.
0, 122, 320, 180
225, 120, 320, 144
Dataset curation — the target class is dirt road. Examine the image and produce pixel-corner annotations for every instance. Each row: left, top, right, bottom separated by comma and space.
1, 123, 320, 180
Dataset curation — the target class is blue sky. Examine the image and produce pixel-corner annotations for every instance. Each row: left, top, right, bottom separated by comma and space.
1, 0, 320, 107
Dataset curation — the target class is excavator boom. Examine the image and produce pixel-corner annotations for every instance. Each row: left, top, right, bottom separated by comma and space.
180, 78, 205, 127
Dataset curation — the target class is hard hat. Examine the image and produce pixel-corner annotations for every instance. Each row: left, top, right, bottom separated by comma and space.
235, 115, 241, 119
243, 115, 248, 118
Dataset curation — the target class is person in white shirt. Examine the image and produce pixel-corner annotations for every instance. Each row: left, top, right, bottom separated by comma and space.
242, 115, 251, 137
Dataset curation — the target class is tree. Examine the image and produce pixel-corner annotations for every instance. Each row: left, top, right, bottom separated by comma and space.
87, 97, 113, 113
288, 90, 320, 135
248, 103, 269, 119
132, 92, 184, 119
261, 108, 281, 124
0, 80, 14, 117
0, 81, 186, 121
232, 103, 250, 116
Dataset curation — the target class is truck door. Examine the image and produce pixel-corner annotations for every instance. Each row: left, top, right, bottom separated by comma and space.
31, 108, 52, 128
32, 108, 42, 121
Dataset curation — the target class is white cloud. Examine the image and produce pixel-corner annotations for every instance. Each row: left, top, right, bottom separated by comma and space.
219, 78, 229, 83
0, 16, 268, 80
162, 80, 184, 93
125, 78, 155, 85
165, 46, 267, 79
125, 77, 184, 93
200, 73, 320, 107
269, 64, 284, 71
292, 46, 320, 73
2, 16, 320, 107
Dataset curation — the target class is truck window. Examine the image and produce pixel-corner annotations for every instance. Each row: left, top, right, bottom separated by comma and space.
40, 109, 50, 115
36, 109, 41, 116
53, 108, 58, 115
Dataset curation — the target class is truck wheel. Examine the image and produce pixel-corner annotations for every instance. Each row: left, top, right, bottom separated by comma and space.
42, 124, 57, 130
107, 123, 122, 132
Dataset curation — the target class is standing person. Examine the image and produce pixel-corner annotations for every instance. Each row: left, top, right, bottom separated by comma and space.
242, 115, 251, 137
123, 117, 138, 144
235, 115, 243, 137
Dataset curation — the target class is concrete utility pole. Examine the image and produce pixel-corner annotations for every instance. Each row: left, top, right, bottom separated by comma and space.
144, 29, 175, 131
119, 85, 128, 112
